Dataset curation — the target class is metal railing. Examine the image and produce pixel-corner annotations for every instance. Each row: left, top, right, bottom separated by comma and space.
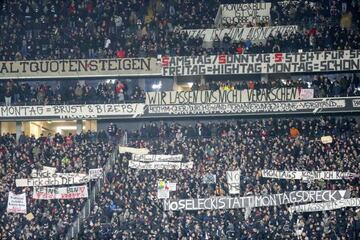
65, 146, 118, 240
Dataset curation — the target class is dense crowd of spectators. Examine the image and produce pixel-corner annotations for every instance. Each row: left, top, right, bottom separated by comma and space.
1, 74, 359, 106
192, 74, 360, 97
0, 0, 359, 60
179, 24, 360, 56
0, 79, 145, 106
0, 131, 115, 239
79, 117, 360, 239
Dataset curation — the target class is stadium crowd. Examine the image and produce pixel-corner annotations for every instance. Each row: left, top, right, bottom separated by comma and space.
0, 0, 360, 239
193, 74, 360, 98
1, 74, 359, 106
79, 117, 360, 239
0, 0, 359, 60
0, 130, 115, 239
0, 79, 145, 106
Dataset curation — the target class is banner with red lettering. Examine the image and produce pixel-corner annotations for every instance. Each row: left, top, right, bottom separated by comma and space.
32, 185, 88, 200
161, 50, 360, 76
16, 173, 90, 187
7, 192, 27, 214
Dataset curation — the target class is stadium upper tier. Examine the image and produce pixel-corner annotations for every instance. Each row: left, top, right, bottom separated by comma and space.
0, 0, 359, 60
0, 75, 359, 107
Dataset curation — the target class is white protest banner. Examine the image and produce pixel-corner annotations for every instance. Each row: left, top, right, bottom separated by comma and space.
0, 103, 145, 119
218, 3, 271, 26
7, 192, 27, 214
0, 58, 160, 79
31, 166, 57, 178
321, 136, 333, 144
202, 173, 217, 184
89, 168, 104, 180
33, 185, 88, 200
146, 88, 311, 105
260, 169, 358, 180
299, 89, 314, 100
227, 170, 241, 194
288, 198, 360, 213
16, 173, 90, 187
164, 190, 350, 211
119, 146, 150, 155
148, 99, 346, 116
182, 26, 298, 43
167, 183, 177, 191
161, 50, 360, 76
157, 188, 170, 199
129, 160, 193, 170
132, 154, 183, 162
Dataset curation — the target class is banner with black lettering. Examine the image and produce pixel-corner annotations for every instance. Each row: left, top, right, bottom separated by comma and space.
0, 103, 145, 120
182, 26, 298, 44
147, 98, 347, 116
0, 58, 160, 79
217, 3, 271, 26
132, 154, 183, 162
33, 185, 88, 200
161, 50, 360, 76
16, 173, 90, 187
31, 166, 57, 178
7, 192, 27, 214
260, 170, 359, 180
288, 198, 360, 213
128, 160, 193, 170
227, 170, 241, 194
89, 168, 104, 180
146, 88, 312, 105
164, 190, 350, 211
119, 146, 150, 155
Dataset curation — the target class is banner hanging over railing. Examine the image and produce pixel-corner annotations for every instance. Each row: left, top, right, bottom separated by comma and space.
146, 88, 313, 105
0, 58, 160, 79
181, 26, 298, 43
0, 103, 145, 120
147, 98, 349, 116
161, 50, 360, 76
0, 97, 359, 120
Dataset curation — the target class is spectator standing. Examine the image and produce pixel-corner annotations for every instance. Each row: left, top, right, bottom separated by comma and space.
115, 81, 125, 102
107, 123, 117, 142
222, 33, 232, 50
4, 87, 12, 106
